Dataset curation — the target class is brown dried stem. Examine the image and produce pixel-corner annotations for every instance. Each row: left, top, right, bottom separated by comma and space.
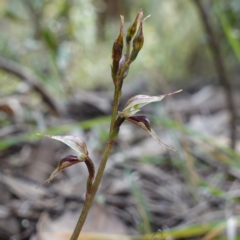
0, 56, 60, 115
84, 157, 95, 198
193, 0, 237, 149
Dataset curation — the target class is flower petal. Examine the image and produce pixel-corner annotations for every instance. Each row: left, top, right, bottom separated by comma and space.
119, 89, 182, 118
129, 116, 151, 131
39, 135, 88, 157
128, 116, 176, 152
37, 155, 82, 188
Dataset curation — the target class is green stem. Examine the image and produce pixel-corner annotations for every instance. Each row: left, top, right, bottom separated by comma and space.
70, 141, 114, 240
70, 83, 122, 240
109, 83, 121, 133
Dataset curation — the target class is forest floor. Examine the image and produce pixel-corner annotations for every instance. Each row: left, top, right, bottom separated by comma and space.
0, 82, 240, 240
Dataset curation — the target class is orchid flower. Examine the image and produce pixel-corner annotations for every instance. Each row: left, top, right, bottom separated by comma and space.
119, 89, 182, 118
37, 135, 89, 187
118, 90, 182, 151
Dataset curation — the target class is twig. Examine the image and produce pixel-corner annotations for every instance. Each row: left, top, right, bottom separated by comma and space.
0, 56, 60, 115
193, 0, 237, 149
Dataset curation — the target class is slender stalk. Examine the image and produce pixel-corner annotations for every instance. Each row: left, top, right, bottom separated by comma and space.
109, 83, 121, 133
85, 157, 95, 198
70, 82, 122, 240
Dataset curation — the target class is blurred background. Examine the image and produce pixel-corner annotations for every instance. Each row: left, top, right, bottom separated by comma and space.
0, 0, 240, 239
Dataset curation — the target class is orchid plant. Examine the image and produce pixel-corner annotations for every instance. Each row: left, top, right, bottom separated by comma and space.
38, 9, 181, 240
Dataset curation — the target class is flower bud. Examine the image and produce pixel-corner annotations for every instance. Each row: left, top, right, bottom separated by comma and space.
112, 15, 124, 80
133, 21, 144, 51
126, 9, 143, 45
112, 15, 124, 62
129, 20, 144, 63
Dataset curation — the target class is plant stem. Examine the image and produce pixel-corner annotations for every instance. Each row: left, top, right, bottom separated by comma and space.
109, 84, 121, 133
193, 0, 237, 149
70, 83, 122, 240
85, 157, 95, 198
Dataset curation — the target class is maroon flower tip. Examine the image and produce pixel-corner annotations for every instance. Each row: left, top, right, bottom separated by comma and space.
129, 116, 151, 131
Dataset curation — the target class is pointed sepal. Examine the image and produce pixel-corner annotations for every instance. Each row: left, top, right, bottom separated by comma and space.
119, 90, 182, 118
38, 135, 88, 159
37, 155, 82, 188
128, 116, 176, 151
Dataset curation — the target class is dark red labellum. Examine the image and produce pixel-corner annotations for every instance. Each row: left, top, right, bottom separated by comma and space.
58, 155, 80, 170
129, 116, 151, 131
